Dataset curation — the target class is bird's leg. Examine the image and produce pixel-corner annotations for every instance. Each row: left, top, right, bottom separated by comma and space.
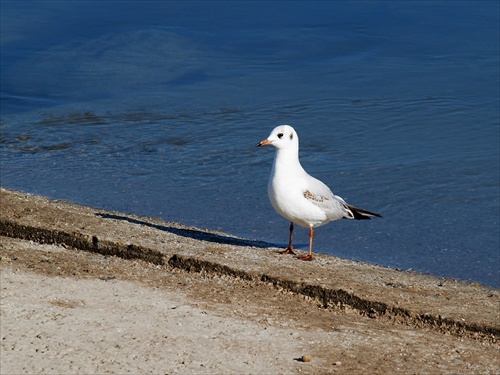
279, 222, 296, 255
297, 226, 314, 261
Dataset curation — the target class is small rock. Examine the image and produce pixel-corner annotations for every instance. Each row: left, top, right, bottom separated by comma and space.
300, 355, 311, 362
333, 361, 342, 366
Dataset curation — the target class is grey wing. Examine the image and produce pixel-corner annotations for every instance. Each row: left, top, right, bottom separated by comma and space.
302, 178, 353, 220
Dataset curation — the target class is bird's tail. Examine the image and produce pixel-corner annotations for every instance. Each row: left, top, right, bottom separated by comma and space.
346, 204, 382, 220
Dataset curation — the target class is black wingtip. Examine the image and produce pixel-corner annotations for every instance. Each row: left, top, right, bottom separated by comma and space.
347, 205, 382, 220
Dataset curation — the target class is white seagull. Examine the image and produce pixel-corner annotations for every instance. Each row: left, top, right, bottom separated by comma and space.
257, 125, 381, 261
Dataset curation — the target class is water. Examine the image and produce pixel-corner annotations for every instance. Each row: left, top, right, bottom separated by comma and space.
1, 1, 498, 287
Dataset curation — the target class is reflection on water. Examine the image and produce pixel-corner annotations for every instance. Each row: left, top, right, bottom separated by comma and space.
1, 1, 498, 287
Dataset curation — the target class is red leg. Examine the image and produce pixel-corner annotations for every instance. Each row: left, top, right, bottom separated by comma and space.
278, 222, 296, 255
297, 226, 314, 261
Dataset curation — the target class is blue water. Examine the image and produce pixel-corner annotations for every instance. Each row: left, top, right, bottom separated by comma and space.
1, 1, 499, 287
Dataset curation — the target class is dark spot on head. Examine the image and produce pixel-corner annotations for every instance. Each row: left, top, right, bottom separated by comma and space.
290, 133, 293, 140
277, 133, 283, 139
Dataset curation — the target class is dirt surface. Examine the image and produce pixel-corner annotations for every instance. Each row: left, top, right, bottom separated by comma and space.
1, 187, 499, 374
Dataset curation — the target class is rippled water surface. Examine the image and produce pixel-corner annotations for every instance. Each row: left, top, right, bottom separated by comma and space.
1, 1, 499, 286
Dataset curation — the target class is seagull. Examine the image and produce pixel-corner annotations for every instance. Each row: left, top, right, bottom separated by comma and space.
257, 125, 381, 261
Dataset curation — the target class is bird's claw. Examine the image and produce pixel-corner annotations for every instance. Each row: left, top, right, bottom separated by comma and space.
296, 254, 314, 261
278, 248, 296, 255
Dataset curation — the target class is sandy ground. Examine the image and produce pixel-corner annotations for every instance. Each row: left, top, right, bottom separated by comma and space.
1, 188, 499, 374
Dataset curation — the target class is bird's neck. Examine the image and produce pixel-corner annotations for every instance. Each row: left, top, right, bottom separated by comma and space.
271, 147, 302, 177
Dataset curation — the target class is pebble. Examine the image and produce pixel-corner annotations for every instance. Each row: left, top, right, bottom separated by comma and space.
300, 355, 311, 362
333, 361, 342, 366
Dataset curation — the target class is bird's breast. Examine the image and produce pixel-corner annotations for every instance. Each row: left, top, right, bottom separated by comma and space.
267, 173, 328, 228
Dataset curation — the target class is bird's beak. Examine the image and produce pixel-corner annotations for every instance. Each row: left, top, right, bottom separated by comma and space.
256, 139, 272, 147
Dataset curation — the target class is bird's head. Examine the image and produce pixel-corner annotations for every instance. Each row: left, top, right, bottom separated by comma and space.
256, 125, 299, 150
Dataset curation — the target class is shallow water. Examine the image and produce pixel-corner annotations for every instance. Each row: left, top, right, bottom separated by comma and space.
1, 1, 499, 286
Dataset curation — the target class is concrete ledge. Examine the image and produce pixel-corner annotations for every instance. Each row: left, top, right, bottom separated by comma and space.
1, 187, 498, 343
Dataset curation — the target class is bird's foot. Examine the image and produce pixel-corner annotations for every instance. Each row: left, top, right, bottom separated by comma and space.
278, 247, 296, 255
296, 254, 314, 261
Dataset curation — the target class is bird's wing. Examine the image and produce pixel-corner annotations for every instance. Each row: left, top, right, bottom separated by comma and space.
302, 175, 381, 220
302, 177, 353, 219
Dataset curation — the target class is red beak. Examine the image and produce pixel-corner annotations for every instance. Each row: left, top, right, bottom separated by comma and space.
256, 139, 272, 147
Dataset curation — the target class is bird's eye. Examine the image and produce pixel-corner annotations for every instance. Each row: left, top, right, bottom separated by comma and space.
277, 133, 284, 139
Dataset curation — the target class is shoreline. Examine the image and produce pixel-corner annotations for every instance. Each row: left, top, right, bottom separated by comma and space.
1, 187, 499, 374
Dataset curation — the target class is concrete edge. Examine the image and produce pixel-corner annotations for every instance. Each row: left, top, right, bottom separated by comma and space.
1, 218, 498, 343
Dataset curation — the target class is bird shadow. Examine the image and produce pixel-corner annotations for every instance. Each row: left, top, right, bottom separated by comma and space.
96, 213, 272, 249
